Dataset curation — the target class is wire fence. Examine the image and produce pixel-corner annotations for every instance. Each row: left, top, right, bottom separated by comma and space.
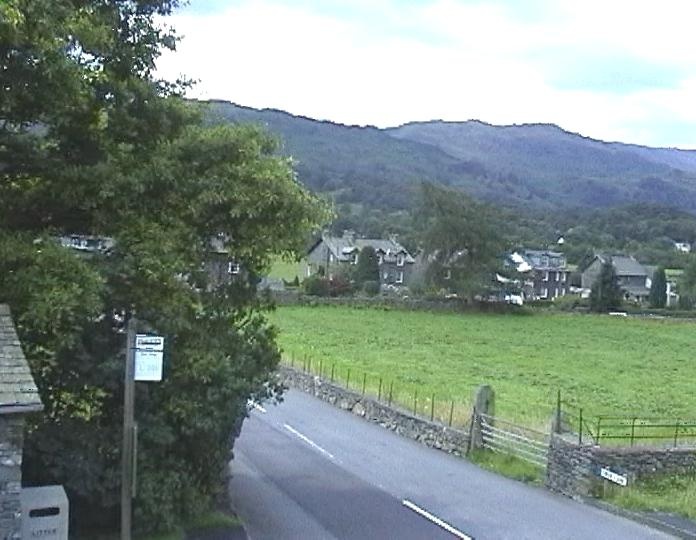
283, 352, 474, 429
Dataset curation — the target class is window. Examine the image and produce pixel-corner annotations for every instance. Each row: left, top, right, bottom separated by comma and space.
383, 271, 389, 281
396, 253, 405, 267
543, 271, 549, 282
352, 253, 358, 265
561, 272, 567, 282
541, 256, 549, 267
540, 287, 548, 299
555, 272, 560, 282
396, 271, 404, 284
228, 262, 240, 275
444, 269, 452, 280
561, 287, 566, 296
377, 254, 383, 265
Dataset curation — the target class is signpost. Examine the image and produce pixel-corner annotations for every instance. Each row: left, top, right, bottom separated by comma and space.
121, 319, 165, 540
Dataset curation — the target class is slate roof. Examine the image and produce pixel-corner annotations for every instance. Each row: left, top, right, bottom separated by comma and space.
316, 233, 416, 264
600, 254, 648, 277
0, 305, 43, 414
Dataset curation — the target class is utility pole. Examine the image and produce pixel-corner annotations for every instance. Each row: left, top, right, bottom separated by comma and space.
121, 316, 136, 540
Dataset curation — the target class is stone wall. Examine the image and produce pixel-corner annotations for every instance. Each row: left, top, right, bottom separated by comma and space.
546, 433, 696, 498
0, 415, 24, 540
280, 366, 470, 456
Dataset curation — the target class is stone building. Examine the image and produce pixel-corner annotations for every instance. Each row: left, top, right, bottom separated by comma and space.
0, 305, 43, 539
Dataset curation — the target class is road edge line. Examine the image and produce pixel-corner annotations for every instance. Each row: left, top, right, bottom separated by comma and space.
402, 499, 473, 540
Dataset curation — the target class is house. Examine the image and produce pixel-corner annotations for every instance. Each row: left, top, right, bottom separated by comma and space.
306, 230, 415, 287
505, 249, 570, 301
0, 305, 43, 538
674, 241, 691, 253
580, 254, 650, 302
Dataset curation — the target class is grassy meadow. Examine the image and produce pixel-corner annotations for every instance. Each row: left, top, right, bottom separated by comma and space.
270, 305, 696, 429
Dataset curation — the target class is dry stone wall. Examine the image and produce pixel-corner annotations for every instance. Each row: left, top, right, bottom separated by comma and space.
0, 416, 23, 540
280, 366, 470, 456
546, 433, 696, 498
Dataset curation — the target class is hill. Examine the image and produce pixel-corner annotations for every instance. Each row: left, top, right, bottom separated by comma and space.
205, 100, 696, 214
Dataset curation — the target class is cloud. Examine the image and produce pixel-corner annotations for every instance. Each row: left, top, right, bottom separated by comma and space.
156, 0, 696, 147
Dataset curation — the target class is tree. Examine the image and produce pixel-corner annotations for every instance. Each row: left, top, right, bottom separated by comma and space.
416, 183, 505, 300
0, 0, 327, 534
354, 246, 380, 287
649, 266, 667, 308
590, 262, 623, 312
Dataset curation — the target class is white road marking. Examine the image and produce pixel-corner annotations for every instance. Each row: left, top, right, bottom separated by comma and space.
402, 499, 473, 540
247, 400, 267, 413
284, 423, 335, 460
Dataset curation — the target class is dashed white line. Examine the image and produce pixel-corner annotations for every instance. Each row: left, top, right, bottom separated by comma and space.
284, 423, 335, 460
402, 499, 473, 540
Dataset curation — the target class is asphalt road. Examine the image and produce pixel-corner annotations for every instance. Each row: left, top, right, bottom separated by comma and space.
228, 390, 672, 540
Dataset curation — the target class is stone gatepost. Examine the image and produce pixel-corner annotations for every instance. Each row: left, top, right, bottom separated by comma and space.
468, 385, 495, 452
0, 305, 44, 539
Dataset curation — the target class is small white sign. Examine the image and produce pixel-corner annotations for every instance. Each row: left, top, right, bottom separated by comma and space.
135, 350, 163, 381
600, 467, 627, 486
135, 334, 164, 351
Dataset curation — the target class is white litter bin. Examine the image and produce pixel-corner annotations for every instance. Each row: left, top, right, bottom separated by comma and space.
21, 485, 69, 540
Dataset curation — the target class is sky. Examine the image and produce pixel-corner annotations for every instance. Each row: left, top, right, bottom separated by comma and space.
155, 0, 696, 149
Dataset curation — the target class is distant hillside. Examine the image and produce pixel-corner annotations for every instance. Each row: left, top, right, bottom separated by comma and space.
205, 100, 696, 213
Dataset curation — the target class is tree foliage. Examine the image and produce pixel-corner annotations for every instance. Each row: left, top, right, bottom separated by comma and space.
678, 256, 696, 309
416, 183, 505, 300
354, 246, 380, 286
590, 262, 623, 312
649, 267, 667, 308
0, 0, 326, 534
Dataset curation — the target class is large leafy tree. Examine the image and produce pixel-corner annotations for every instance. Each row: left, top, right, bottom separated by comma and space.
354, 246, 380, 287
649, 266, 667, 308
0, 0, 325, 534
416, 183, 505, 300
590, 262, 623, 312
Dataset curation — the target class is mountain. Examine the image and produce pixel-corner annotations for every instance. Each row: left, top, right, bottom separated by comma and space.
205, 100, 696, 213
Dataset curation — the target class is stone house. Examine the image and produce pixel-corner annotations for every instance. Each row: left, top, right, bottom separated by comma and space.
306, 231, 416, 287
0, 305, 43, 539
505, 250, 570, 301
580, 254, 650, 303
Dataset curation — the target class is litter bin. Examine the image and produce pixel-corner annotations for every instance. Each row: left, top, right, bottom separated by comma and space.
21, 485, 69, 539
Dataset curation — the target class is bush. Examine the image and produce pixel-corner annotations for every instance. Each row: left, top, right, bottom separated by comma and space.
328, 274, 353, 297
362, 280, 380, 296
550, 294, 588, 311
303, 275, 330, 296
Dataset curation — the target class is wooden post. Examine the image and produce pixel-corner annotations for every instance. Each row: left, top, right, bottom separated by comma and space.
121, 317, 137, 540
430, 393, 435, 421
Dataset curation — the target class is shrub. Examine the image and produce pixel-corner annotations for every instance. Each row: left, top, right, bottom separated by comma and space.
362, 280, 380, 296
303, 275, 330, 296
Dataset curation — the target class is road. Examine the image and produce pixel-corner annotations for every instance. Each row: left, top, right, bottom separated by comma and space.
228, 390, 671, 540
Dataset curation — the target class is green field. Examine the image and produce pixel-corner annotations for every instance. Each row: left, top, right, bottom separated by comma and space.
271, 306, 696, 429
267, 257, 305, 282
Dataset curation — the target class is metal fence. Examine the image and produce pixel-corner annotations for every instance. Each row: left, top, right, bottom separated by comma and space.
479, 412, 549, 468
560, 399, 696, 447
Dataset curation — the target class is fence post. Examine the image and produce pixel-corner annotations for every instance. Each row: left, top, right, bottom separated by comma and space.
555, 389, 562, 434
596, 417, 602, 445
388, 381, 393, 406
346, 368, 351, 389
578, 408, 583, 445
674, 421, 680, 447
413, 390, 418, 415
378, 378, 382, 401
319, 359, 323, 378
449, 400, 454, 427
330, 363, 335, 382
630, 417, 636, 446
430, 393, 435, 421
362, 373, 367, 396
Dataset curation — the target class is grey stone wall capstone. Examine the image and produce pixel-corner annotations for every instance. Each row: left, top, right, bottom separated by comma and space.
0, 416, 24, 540
280, 366, 470, 456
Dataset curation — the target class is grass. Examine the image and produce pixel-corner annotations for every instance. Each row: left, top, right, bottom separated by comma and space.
468, 450, 545, 485
267, 256, 304, 282
271, 305, 696, 430
602, 474, 696, 520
